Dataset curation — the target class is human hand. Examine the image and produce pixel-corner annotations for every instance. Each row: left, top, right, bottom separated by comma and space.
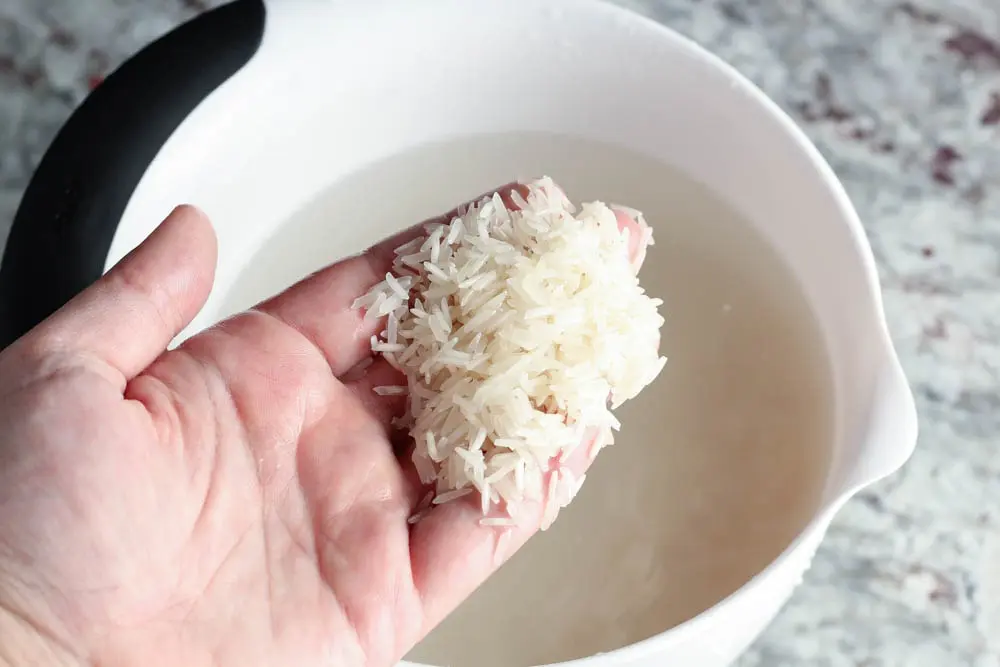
0, 184, 648, 667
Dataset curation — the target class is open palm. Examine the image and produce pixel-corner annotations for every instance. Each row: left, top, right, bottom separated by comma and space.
0, 187, 646, 667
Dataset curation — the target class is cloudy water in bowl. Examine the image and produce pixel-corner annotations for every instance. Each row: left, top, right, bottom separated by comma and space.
219, 133, 835, 667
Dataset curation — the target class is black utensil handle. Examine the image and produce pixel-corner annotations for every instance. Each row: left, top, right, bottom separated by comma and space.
0, 0, 267, 350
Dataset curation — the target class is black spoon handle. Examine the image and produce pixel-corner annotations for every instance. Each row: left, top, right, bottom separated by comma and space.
0, 0, 267, 350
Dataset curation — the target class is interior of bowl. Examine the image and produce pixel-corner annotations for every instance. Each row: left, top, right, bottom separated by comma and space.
251, 132, 834, 667
212, 130, 837, 667
99, 0, 884, 664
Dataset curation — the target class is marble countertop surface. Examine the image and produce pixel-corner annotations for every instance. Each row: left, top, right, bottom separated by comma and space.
1, 0, 999, 665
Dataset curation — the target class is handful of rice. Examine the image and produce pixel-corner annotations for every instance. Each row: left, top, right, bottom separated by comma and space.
354, 177, 666, 529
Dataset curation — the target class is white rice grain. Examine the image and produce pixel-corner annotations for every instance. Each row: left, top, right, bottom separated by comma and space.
433, 487, 474, 505
480, 517, 517, 527
373, 385, 408, 396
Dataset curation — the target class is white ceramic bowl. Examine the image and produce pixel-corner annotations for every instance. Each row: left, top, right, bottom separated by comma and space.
0, 1, 918, 665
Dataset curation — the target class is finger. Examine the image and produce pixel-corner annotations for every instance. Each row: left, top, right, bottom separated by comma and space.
404, 204, 651, 630
407, 428, 607, 631
611, 206, 652, 273
253, 182, 523, 378
19, 205, 217, 382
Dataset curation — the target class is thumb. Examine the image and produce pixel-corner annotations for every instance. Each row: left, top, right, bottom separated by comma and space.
19, 205, 218, 382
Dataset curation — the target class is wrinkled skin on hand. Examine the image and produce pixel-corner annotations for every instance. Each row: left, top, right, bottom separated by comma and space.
0, 184, 648, 667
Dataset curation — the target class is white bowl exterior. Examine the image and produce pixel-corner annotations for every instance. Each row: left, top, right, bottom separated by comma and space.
103, 1, 918, 665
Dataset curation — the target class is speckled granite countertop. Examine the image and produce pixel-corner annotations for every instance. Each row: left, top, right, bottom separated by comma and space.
1, 1, 999, 665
